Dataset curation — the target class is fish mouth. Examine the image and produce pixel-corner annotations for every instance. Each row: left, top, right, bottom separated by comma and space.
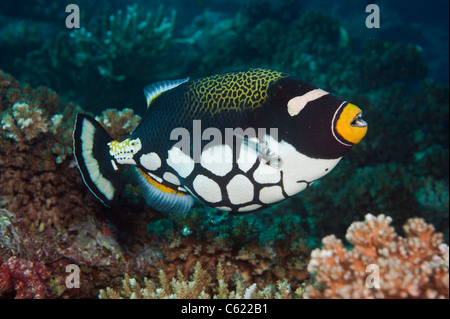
351, 112, 367, 128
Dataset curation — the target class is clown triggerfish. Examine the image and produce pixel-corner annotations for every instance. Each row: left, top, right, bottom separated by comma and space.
73, 68, 367, 214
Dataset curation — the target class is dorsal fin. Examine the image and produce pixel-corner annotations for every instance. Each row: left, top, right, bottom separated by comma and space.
143, 77, 190, 108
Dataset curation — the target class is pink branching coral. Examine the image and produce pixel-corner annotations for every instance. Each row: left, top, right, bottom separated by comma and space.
0, 256, 50, 299
306, 214, 449, 299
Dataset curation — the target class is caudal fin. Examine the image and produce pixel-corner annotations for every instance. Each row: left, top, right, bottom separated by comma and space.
73, 114, 122, 206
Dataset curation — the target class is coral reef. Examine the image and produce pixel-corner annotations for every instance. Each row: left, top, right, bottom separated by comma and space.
0, 1, 448, 300
0, 71, 95, 231
147, 209, 310, 291
21, 4, 184, 110
306, 214, 449, 299
0, 256, 50, 299
99, 261, 305, 299
95, 108, 141, 140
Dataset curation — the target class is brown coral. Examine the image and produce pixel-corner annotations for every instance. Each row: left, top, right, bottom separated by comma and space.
306, 214, 449, 299
156, 231, 310, 295
95, 108, 141, 140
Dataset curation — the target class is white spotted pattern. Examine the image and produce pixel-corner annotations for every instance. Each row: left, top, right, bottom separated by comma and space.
226, 174, 254, 205
238, 204, 261, 212
140, 152, 162, 171
166, 147, 195, 178
259, 186, 284, 204
192, 174, 222, 203
237, 139, 259, 173
253, 161, 281, 184
163, 172, 181, 185
200, 144, 233, 177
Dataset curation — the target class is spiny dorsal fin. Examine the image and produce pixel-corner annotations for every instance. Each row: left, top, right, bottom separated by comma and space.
143, 77, 190, 108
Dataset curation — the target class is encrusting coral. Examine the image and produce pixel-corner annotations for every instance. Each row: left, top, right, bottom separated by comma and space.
305, 214, 449, 299
0, 255, 50, 299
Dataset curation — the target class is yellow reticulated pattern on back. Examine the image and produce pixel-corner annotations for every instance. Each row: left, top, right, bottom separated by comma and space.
186, 68, 287, 116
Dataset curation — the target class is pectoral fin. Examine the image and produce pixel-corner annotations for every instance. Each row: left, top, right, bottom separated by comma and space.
235, 134, 282, 169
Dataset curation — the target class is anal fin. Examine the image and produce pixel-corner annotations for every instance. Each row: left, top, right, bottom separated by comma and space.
135, 167, 194, 215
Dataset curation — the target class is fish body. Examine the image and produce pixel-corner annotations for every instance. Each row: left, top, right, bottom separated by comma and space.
73, 69, 367, 214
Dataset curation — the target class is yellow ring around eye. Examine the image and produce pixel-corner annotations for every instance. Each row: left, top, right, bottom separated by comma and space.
335, 103, 367, 144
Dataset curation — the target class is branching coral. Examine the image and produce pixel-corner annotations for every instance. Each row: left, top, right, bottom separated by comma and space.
22, 4, 182, 110
67, 4, 176, 82
99, 261, 304, 299
0, 71, 98, 231
147, 209, 311, 293
1, 102, 50, 143
306, 214, 449, 299
95, 108, 141, 140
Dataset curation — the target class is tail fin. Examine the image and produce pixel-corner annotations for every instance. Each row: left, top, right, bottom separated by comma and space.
73, 114, 122, 206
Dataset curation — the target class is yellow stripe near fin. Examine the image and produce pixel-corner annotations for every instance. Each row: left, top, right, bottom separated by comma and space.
137, 167, 184, 196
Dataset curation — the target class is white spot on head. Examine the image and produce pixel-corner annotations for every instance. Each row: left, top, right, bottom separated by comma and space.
163, 172, 181, 186
167, 147, 195, 178
259, 186, 284, 204
140, 152, 162, 171
287, 89, 328, 117
200, 144, 233, 177
226, 174, 254, 205
192, 175, 222, 203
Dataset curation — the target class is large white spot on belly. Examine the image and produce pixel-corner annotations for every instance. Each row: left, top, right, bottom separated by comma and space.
200, 144, 233, 177
259, 186, 284, 204
166, 147, 195, 178
163, 172, 181, 185
226, 174, 254, 205
140, 152, 162, 171
192, 174, 222, 203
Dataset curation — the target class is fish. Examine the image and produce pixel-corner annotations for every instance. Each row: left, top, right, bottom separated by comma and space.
73, 68, 367, 214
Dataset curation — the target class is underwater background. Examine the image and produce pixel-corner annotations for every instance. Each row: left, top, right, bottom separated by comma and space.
0, 0, 448, 298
